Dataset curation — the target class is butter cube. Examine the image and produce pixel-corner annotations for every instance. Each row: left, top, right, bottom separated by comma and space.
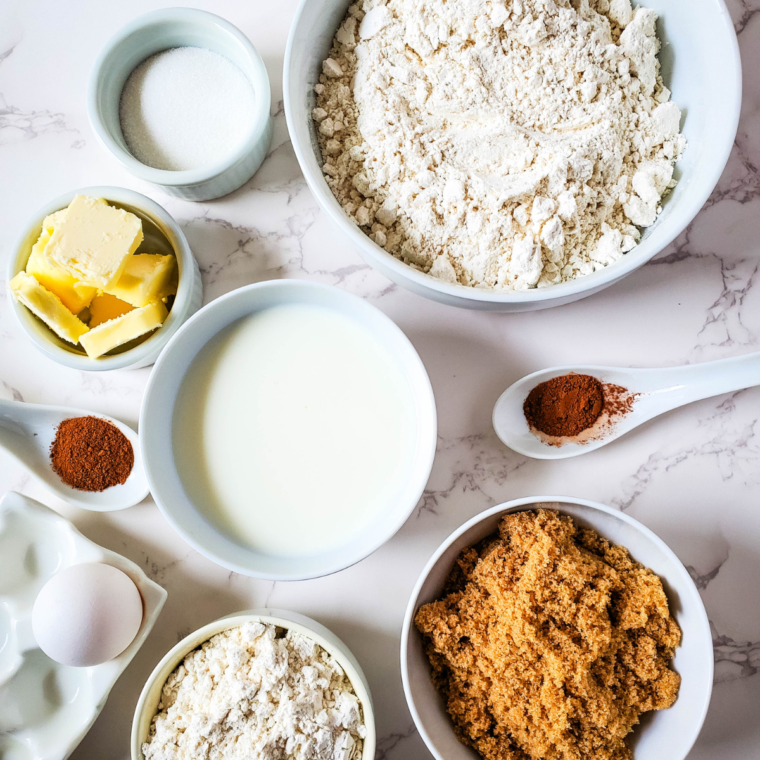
88, 293, 135, 328
25, 211, 97, 314
46, 195, 143, 289
42, 208, 68, 232
80, 300, 168, 359
105, 254, 177, 307
9, 272, 89, 345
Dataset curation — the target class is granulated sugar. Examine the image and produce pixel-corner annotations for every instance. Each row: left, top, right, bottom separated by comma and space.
119, 47, 256, 171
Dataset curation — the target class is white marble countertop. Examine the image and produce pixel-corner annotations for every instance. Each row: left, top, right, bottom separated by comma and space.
1, 0, 759, 758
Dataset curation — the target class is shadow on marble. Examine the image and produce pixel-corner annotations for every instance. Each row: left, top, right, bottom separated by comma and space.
314, 615, 433, 760
413, 324, 532, 410
691, 676, 760, 760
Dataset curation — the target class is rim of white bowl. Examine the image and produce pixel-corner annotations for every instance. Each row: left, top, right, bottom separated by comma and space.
400, 495, 714, 760
140, 279, 438, 580
130, 609, 377, 760
6, 185, 196, 371
284, 0, 742, 306
87, 8, 272, 187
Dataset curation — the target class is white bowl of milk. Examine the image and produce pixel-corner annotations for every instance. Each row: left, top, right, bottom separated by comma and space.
140, 280, 437, 579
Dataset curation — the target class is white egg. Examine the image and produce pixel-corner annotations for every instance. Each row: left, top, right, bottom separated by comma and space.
32, 563, 143, 667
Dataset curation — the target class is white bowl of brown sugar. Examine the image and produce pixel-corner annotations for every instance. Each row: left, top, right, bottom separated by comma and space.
401, 497, 713, 760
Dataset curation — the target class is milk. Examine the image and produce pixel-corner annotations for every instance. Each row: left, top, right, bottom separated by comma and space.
173, 304, 418, 557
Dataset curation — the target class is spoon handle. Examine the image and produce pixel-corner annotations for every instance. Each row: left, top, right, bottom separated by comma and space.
655, 351, 760, 407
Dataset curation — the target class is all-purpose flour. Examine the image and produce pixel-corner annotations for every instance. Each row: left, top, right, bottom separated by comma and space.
314, 0, 686, 290
142, 622, 366, 760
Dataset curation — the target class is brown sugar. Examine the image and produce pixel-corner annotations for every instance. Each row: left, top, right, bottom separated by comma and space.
524, 373, 605, 437
415, 509, 681, 760
50, 416, 134, 492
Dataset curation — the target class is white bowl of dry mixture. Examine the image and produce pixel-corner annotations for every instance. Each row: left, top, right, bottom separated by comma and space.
284, 0, 740, 310
132, 609, 375, 760
400, 497, 713, 760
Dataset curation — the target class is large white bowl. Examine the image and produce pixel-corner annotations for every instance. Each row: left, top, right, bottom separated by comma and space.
401, 496, 713, 760
140, 280, 437, 580
131, 609, 376, 760
7, 186, 202, 371
284, 0, 741, 311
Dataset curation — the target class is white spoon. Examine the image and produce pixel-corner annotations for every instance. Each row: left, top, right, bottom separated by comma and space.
493, 352, 760, 460
0, 392, 149, 511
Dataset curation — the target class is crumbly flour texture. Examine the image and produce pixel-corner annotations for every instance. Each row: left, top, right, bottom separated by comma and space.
315, 0, 686, 289
142, 622, 366, 760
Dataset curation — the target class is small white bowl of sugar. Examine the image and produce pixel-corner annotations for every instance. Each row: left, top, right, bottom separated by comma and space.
88, 8, 272, 201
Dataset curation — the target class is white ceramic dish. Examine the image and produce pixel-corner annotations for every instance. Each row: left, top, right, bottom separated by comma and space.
140, 280, 437, 580
401, 496, 713, 760
131, 608, 375, 760
88, 8, 273, 202
0, 396, 148, 512
284, 0, 741, 311
493, 352, 760, 460
6, 186, 202, 371
0, 491, 167, 760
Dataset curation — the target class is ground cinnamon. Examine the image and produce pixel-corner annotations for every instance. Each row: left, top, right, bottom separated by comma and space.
524, 373, 605, 437
50, 416, 134, 491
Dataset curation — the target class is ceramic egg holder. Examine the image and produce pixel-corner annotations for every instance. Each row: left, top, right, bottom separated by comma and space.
0, 492, 166, 760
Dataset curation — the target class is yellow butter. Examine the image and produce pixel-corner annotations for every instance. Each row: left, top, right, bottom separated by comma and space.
42, 208, 69, 233
26, 221, 98, 314
105, 254, 177, 307
88, 293, 135, 328
46, 195, 143, 289
9, 271, 90, 345
80, 300, 168, 359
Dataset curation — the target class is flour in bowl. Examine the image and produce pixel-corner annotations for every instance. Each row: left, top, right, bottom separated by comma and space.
314, 0, 686, 290
142, 622, 366, 760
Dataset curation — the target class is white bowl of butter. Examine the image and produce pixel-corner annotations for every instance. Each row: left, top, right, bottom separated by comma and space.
140, 280, 437, 579
7, 186, 202, 371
